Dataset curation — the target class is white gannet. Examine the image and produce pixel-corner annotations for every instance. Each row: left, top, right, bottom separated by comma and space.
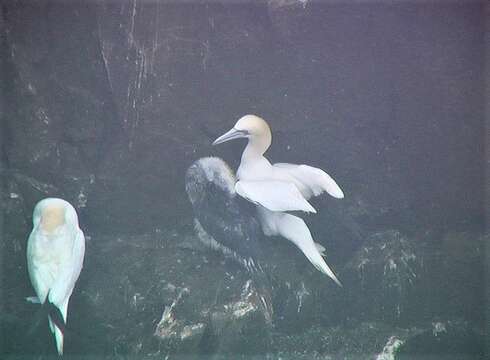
213, 114, 344, 286
26, 197, 85, 355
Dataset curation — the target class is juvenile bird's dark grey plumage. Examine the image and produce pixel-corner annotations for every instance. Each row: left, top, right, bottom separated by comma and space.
185, 157, 264, 271
185, 157, 272, 319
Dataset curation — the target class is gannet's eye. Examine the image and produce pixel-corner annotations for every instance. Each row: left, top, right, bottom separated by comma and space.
233, 128, 250, 136
238, 129, 250, 136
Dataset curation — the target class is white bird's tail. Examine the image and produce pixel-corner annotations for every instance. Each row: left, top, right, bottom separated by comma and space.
48, 300, 68, 355
274, 212, 342, 286
49, 317, 64, 355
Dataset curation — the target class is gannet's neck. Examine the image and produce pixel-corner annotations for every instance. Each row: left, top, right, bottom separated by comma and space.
238, 136, 273, 181
241, 132, 272, 163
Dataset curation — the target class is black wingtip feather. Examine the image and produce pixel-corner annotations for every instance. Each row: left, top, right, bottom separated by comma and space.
45, 291, 66, 335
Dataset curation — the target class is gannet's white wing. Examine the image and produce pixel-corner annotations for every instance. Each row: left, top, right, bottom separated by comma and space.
273, 163, 344, 199
27, 228, 54, 304
258, 208, 342, 286
235, 180, 317, 213
48, 228, 85, 307
47, 228, 85, 355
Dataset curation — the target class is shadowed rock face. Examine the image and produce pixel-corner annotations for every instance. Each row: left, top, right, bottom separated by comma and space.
0, 1, 484, 236
344, 230, 423, 325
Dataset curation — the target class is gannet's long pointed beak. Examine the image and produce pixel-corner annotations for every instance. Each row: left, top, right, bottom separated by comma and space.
212, 128, 248, 145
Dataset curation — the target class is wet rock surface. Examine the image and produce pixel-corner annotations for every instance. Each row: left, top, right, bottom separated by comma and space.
396, 320, 486, 360
343, 230, 423, 324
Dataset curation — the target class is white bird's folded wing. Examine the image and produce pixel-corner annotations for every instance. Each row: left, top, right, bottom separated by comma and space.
48, 229, 85, 308
274, 163, 344, 199
27, 229, 55, 303
235, 180, 317, 213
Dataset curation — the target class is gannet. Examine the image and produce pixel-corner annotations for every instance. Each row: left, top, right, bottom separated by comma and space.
213, 114, 344, 286
185, 157, 273, 321
185, 157, 263, 271
26, 198, 85, 355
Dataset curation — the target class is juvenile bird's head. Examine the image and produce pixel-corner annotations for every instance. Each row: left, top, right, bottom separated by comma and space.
213, 114, 272, 155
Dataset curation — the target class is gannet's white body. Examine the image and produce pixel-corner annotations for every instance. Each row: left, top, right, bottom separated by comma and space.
26, 198, 85, 355
213, 115, 344, 286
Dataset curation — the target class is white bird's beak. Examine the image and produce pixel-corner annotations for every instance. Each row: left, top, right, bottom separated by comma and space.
212, 128, 248, 145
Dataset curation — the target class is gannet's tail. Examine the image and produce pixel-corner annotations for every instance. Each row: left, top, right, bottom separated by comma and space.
262, 210, 342, 286
48, 316, 64, 355
48, 300, 68, 355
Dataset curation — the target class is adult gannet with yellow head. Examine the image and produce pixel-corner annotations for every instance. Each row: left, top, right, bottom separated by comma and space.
26, 197, 85, 355
213, 114, 344, 286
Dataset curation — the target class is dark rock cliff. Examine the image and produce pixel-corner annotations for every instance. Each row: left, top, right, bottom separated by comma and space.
0, 1, 487, 359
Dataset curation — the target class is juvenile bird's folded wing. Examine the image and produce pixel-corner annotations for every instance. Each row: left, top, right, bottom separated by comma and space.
235, 180, 316, 213
48, 229, 85, 308
274, 163, 344, 199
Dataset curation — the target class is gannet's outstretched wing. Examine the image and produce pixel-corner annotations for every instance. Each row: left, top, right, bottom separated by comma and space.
235, 180, 317, 213
258, 208, 342, 286
273, 163, 344, 200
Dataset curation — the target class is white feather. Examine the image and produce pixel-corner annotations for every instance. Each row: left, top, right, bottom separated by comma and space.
273, 163, 344, 199
258, 206, 342, 286
235, 180, 316, 213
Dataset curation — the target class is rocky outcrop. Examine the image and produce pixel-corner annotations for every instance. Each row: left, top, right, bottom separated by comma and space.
343, 230, 422, 324
3, 229, 485, 358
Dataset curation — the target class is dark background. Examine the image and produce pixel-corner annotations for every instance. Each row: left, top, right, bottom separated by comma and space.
0, 0, 485, 235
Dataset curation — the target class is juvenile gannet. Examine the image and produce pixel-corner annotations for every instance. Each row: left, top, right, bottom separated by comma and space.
26, 198, 85, 355
185, 157, 263, 271
185, 157, 273, 321
213, 114, 344, 286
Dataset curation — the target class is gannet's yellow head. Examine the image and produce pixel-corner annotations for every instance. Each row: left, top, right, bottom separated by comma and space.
32, 198, 80, 233
40, 204, 66, 233
213, 115, 272, 154
234, 115, 271, 138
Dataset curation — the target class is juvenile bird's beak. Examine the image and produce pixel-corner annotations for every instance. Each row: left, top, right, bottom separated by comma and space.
212, 128, 247, 145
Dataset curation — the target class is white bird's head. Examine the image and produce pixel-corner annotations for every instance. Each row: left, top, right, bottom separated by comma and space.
33, 198, 79, 233
213, 115, 272, 155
